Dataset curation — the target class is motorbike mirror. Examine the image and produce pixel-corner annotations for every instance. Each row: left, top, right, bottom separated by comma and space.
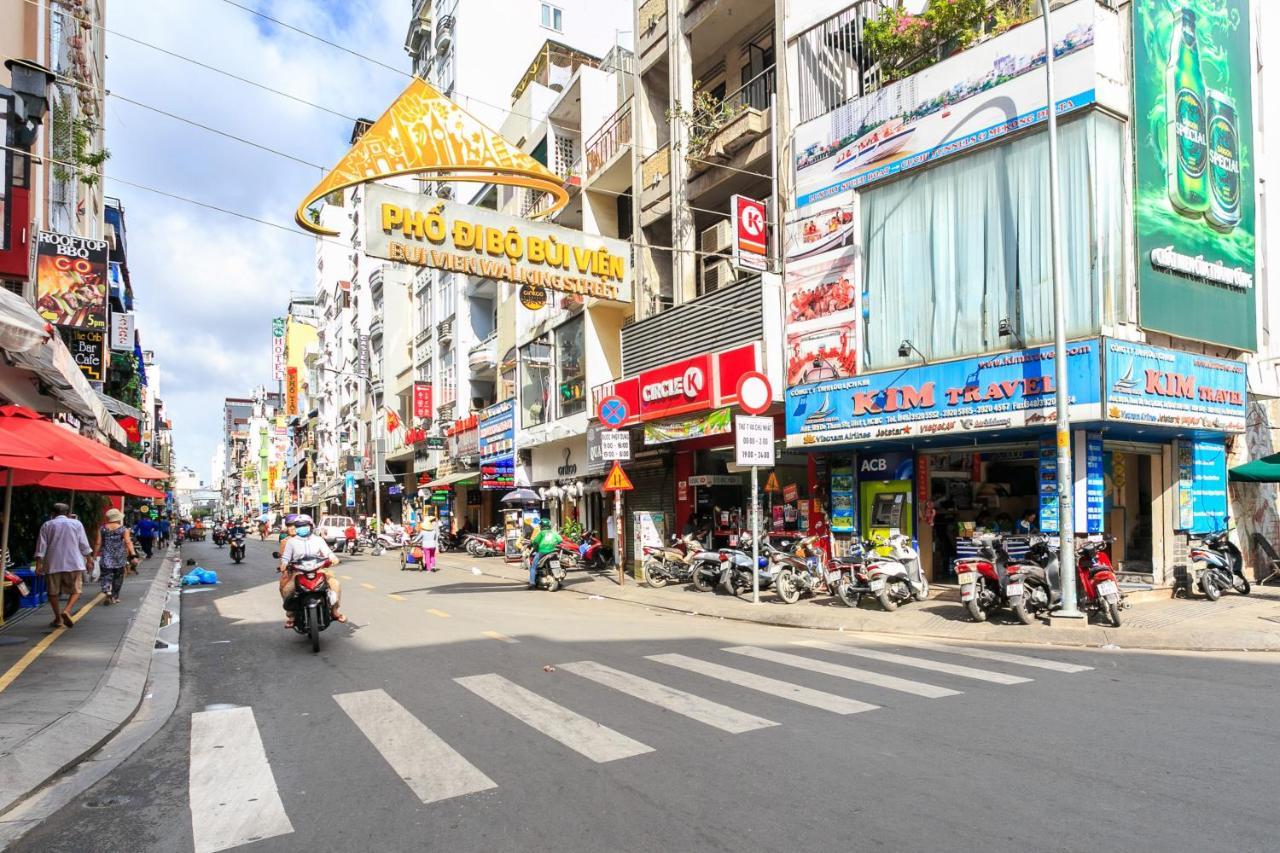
272, 552, 280, 559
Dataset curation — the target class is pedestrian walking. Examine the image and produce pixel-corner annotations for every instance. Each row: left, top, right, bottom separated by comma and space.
133, 513, 158, 560
34, 502, 92, 629
421, 517, 439, 572
93, 508, 137, 605
157, 515, 171, 548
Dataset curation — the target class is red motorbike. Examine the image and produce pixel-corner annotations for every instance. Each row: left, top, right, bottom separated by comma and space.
463, 527, 505, 558
954, 534, 1016, 622
1075, 537, 1124, 627
577, 531, 614, 572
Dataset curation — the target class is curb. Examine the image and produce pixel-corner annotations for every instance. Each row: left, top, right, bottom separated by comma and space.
436, 555, 1280, 653
0, 548, 178, 817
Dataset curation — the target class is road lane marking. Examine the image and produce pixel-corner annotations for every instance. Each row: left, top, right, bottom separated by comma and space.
340, 575, 353, 580
0, 593, 104, 695
887, 641, 1093, 673
646, 653, 877, 715
427, 608, 450, 618
334, 689, 496, 804
482, 631, 518, 643
455, 674, 653, 763
724, 646, 961, 699
360, 583, 377, 590
559, 661, 777, 733
188, 706, 293, 853
795, 640, 1032, 685
388, 594, 406, 602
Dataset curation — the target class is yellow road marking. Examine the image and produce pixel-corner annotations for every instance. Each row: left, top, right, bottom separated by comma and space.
426, 608, 451, 618
388, 594, 406, 602
0, 593, 105, 695
482, 630, 519, 644
341, 575, 353, 580
360, 583, 377, 590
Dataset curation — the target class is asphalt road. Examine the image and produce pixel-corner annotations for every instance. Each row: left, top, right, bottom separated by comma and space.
12, 537, 1280, 853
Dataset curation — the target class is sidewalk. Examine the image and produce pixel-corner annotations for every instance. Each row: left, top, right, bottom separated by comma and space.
433, 552, 1280, 652
0, 548, 178, 816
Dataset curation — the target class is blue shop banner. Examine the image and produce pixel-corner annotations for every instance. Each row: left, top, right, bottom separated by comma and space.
1039, 439, 1060, 535
1085, 431, 1104, 535
1189, 438, 1228, 534
857, 451, 914, 481
1103, 339, 1246, 432
479, 399, 515, 490
786, 340, 1102, 447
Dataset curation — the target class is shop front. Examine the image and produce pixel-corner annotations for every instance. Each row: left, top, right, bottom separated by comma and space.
530, 434, 607, 535
786, 338, 1247, 587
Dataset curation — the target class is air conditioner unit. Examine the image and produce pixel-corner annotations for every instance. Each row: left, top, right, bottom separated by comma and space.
701, 258, 737, 293
700, 220, 732, 254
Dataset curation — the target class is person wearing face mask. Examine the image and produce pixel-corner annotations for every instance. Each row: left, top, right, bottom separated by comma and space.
278, 514, 345, 627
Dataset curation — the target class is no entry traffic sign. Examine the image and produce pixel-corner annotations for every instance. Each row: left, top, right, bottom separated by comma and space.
736, 371, 772, 416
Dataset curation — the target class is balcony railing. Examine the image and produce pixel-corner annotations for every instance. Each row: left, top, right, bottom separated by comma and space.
585, 99, 632, 181
468, 332, 498, 372
437, 316, 454, 343
722, 64, 775, 116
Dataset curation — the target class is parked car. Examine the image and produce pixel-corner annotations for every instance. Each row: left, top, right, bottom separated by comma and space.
317, 515, 355, 546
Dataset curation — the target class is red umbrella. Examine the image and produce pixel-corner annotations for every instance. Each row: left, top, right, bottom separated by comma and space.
20, 472, 167, 500
0, 405, 168, 480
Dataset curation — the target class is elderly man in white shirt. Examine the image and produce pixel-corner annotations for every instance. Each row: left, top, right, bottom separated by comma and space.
34, 503, 93, 629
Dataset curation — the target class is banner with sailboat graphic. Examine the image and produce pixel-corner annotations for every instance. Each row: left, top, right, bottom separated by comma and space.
1102, 340, 1246, 432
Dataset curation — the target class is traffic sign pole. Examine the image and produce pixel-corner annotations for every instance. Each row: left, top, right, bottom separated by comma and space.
614, 489, 623, 587
751, 464, 760, 605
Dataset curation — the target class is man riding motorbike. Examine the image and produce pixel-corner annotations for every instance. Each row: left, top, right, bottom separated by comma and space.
277, 515, 345, 626
527, 517, 562, 589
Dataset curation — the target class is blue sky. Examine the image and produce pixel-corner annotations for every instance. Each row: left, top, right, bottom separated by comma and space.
104, 0, 409, 482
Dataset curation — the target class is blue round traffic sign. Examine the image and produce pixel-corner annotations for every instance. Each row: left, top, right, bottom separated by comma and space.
598, 395, 629, 427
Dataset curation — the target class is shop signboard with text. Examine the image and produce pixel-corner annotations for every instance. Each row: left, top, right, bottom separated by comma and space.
363, 183, 632, 303
64, 328, 105, 382
35, 231, 109, 331
413, 382, 433, 419
787, 340, 1102, 447
1133, 1, 1255, 350
1102, 339, 1246, 432
792, 0, 1104, 207
593, 343, 762, 426
1175, 438, 1227, 534
478, 400, 515, 490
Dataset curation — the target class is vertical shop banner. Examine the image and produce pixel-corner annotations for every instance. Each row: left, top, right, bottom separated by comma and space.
1074, 431, 1105, 535
271, 318, 286, 381
110, 311, 135, 350
285, 367, 299, 415
344, 472, 356, 508
731, 195, 768, 273
358, 334, 370, 378
64, 328, 105, 382
1175, 441, 1195, 530
1176, 438, 1227, 534
35, 232, 109, 330
412, 382, 433, 419
830, 465, 854, 533
478, 399, 515, 490
784, 243, 860, 387
1133, 1, 1255, 350
792, 0, 1100, 206
1039, 439, 1060, 535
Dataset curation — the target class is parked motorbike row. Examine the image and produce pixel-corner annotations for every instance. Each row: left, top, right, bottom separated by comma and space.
461, 527, 615, 573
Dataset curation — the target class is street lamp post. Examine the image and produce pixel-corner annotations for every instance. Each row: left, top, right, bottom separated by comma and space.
1043, 1, 1082, 618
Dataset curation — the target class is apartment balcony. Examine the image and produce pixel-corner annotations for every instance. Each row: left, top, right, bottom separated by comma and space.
437, 316, 454, 344
585, 99, 633, 193
414, 326, 432, 349
467, 332, 498, 376
639, 145, 671, 226
435, 14, 454, 53
637, 0, 668, 73
369, 314, 384, 339
689, 66, 773, 179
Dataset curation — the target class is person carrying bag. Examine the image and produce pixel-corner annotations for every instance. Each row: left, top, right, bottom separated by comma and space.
94, 508, 138, 605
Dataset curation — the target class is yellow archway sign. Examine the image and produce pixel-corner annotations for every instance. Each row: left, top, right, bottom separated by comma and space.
295, 77, 569, 236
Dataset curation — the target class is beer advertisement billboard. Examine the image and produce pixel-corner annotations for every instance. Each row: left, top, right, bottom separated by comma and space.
35, 231, 109, 331
1134, 1, 1255, 350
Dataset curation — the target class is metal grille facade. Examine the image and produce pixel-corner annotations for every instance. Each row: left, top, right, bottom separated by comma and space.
621, 277, 763, 376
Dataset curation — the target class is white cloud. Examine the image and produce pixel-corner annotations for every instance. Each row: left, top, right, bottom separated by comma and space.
104, 0, 410, 472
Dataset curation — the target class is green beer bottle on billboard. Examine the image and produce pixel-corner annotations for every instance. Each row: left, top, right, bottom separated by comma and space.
1165, 7, 1208, 215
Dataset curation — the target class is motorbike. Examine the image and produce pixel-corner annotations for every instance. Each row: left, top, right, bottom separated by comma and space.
1005, 535, 1060, 625
370, 532, 404, 557
1188, 528, 1250, 601
522, 543, 567, 591
862, 533, 929, 611
772, 535, 830, 604
282, 554, 334, 653
692, 534, 776, 597
642, 533, 706, 588
345, 535, 363, 556
464, 528, 505, 558
954, 534, 1015, 622
438, 528, 463, 553
577, 531, 613, 572
229, 534, 246, 564
1075, 537, 1125, 627
212, 528, 226, 548
828, 543, 875, 608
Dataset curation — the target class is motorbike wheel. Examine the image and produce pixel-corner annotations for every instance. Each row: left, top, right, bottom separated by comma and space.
1012, 595, 1035, 625
643, 560, 668, 588
911, 580, 929, 602
877, 583, 899, 612
1233, 576, 1251, 596
966, 596, 989, 623
544, 576, 561, 592
692, 568, 715, 593
307, 607, 321, 653
1200, 572, 1221, 601
835, 580, 861, 609
1103, 597, 1121, 627
372, 545, 384, 557
775, 570, 800, 604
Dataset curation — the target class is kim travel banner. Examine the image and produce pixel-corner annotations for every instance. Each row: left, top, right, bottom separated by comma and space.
1133, 0, 1255, 350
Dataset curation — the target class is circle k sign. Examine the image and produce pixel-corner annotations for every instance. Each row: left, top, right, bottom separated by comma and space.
642, 364, 705, 402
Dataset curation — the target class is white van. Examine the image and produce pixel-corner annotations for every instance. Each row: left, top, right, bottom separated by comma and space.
318, 515, 354, 546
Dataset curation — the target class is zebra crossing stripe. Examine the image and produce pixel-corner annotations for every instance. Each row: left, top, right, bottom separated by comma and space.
795, 641, 1032, 685
189, 707, 293, 853
887, 641, 1093, 673
724, 646, 961, 698
559, 661, 778, 733
455, 673, 654, 763
334, 689, 496, 804
646, 653, 878, 715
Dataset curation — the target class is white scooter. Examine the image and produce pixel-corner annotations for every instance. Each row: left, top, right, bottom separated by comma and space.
370, 531, 405, 557
862, 532, 929, 611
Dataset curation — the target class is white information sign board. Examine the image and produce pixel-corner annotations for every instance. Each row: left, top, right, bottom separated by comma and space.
735, 415, 775, 467
601, 429, 631, 461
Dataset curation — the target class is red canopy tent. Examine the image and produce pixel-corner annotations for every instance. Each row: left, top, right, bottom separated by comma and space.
8, 471, 165, 500
0, 406, 168, 481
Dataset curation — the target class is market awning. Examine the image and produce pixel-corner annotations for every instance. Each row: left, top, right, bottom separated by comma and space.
16, 471, 166, 499
0, 287, 51, 353
1229, 453, 1280, 482
94, 389, 146, 423
423, 471, 478, 489
7, 340, 127, 445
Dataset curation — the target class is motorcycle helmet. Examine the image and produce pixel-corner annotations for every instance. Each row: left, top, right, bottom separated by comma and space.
294, 514, 314, 537
539, 517, 552, 528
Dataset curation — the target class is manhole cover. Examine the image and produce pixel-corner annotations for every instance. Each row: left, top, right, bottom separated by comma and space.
84, 795, 131, 809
